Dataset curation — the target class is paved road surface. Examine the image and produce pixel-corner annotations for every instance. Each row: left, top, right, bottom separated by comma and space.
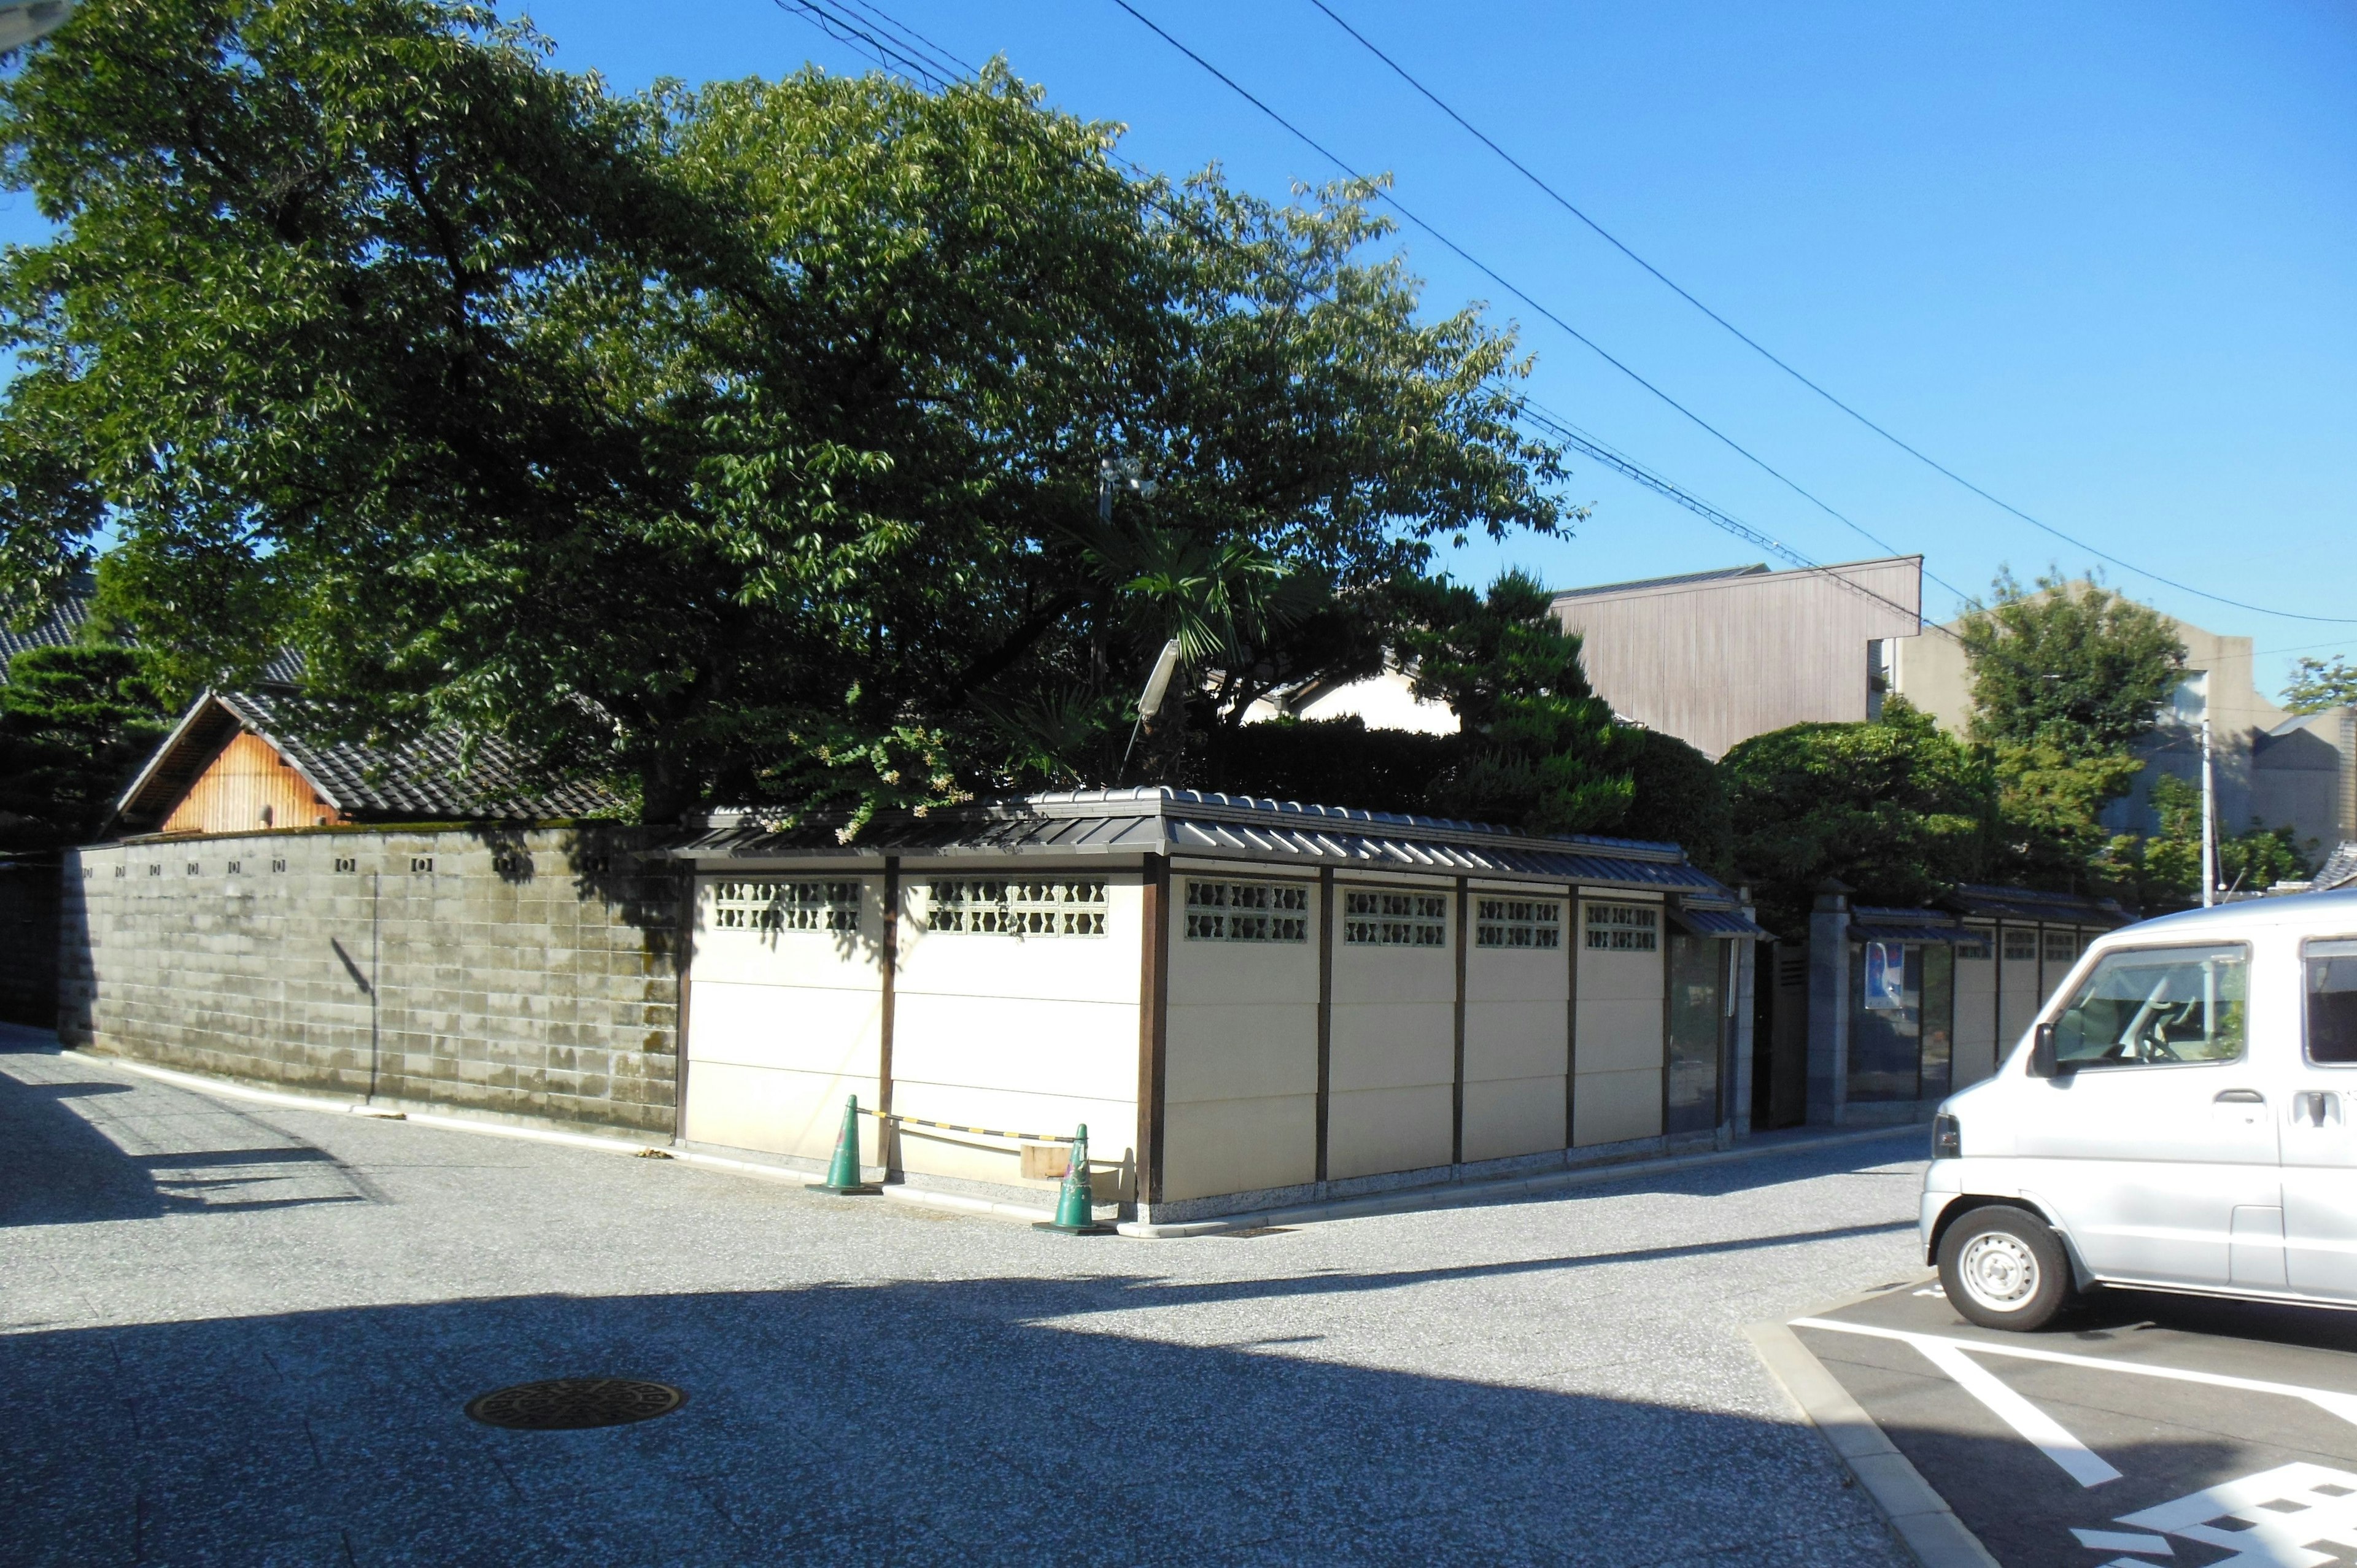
1, 1024, 1928, 1566
1796, 1277, 2357, 1566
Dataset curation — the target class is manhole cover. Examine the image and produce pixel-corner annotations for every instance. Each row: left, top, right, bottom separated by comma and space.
464, 1378, 686, 1430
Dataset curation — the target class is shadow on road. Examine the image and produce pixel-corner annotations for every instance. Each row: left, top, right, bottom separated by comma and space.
0, 1028, 368, 1228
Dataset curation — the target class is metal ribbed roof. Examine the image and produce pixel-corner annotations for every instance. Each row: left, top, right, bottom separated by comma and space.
674, 786, 1738, 905
1943, 883, 2131, 928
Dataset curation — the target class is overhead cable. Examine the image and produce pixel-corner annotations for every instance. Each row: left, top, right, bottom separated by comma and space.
1104, 0, 1980, 609
1302, 0, 2357, 627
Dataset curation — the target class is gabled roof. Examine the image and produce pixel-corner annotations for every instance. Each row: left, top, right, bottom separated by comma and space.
2315, 843, 2357, 894
111, 690, 624, 833
673, 785, 1764, 927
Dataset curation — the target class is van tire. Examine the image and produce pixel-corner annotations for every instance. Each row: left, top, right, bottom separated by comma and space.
1938, 1205, 2073, 1331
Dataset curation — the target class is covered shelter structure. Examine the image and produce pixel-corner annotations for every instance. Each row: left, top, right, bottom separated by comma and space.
669, 786, 1765, 1224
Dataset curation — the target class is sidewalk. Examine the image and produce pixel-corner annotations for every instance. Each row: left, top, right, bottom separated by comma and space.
26, 1025, 1925, 1237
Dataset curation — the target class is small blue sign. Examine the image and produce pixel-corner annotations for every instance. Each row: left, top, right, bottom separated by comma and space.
1864, 941, 1906, 1011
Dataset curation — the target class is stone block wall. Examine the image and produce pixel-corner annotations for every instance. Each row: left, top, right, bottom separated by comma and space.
58, 825, 683, 1137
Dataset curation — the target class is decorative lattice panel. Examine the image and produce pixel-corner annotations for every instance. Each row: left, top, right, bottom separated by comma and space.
1584, 901, 1658, 952
1183, 879, 1310, 943
711, 880, 859, 932
929, 879, 1107, 937
1343, 889, 1448, 948
1476, 897, 1562, 950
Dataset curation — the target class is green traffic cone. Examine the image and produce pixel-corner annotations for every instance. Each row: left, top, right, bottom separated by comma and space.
1033, 1123, 1114, 1234
806, 1095, 880, 1195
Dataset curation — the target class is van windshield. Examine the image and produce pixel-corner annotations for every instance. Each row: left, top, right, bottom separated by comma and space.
2049, 943, 2248, 1070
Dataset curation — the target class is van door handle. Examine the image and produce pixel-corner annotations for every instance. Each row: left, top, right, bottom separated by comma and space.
2295, 1091, 2342, 1127
2214, 1089, 2266, 1103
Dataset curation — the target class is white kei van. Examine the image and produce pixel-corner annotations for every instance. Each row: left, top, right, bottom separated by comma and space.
1922, 887, 2357, 1330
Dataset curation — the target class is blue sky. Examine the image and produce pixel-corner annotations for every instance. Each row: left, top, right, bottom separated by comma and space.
12, 2, 2354, 697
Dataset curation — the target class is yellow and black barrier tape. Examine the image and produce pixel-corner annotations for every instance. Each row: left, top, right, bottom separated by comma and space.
859, 1108, 1077, 1146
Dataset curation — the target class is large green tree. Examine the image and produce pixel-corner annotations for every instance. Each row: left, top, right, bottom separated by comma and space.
1957, 568, 2186, 893
0, 1, 1565, 829
0, 642, 169, 851
1719, 700, 1998, 935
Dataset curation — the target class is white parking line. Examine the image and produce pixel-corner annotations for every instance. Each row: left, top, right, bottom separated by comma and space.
1792, 1317, 2357, 1429
1908, 1334, 2122, 1486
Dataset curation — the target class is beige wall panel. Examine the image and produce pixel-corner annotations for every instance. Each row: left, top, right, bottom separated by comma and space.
1462, 1075, 1566, 1162
1463, 998, 1567, 1083
680, 1058, 865, 1161
1329, 937, 1457, 1006
1467, 941, 1570, 1005
1164, 1002, 1318, 1103
1328, 1000, 1455, 1092
1160, 1094, 1317, 1202
1166, 879, 1320, 1007
892, 993, 1139, 1105
1326, 1084, 1453, 1180
895, 876, 1144, 1006
1574, 1067, 1663, 1146
686, 978, 880, 1074
1579, 943, 1666, 1003
1576, 997, 1663, 1074
1999, 948, 2040, 1046
1953, 953, 1999, 1087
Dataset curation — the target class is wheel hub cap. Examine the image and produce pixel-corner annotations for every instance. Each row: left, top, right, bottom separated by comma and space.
1959, 1232, 2037, 1309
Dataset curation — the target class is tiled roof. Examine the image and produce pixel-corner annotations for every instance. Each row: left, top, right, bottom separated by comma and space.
113, 690, 624, 830
673, 785, 1747, 908
1552, 563, 1769, 601
0, 593, 91, 670
2316, 842, 2357, 893
1942, 883, 2134, 928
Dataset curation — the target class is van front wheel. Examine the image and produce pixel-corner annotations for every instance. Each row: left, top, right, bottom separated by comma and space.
1938, 1206, 2073, 1331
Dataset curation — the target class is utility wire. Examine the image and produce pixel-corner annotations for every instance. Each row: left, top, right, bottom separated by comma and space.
770, 0, 1957, 641
1302, 0, 2357, 628
1104, 0, 1981, 610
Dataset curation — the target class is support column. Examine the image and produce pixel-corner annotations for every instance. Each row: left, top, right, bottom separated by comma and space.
1806, 879, 1852, 1127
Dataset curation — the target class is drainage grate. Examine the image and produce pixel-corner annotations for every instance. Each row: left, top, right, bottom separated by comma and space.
465, 1378, 686, 1430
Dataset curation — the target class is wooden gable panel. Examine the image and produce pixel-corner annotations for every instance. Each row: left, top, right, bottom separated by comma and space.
159, 730, 343, 835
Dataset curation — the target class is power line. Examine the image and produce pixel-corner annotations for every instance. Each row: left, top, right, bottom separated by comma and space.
1103, 0, 1981, 610
1301, 0, 2357, 628
769, 0, 1953, 642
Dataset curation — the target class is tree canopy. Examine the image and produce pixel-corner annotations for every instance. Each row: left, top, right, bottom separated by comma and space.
0, 0, 1568, 830
1958, 569, 2185, 754
1719, 699, 1996, 935
2284, 656, 2357, 716
0, 641, 169, 852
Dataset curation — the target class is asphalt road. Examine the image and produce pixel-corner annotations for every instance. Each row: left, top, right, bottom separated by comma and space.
1, 1023, 1930, 1567
1795, 1277, 2357, 1566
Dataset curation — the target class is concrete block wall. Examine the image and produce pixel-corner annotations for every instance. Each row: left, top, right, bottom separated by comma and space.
57, 826, 681, 1137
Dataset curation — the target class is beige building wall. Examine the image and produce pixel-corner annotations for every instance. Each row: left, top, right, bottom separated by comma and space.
891, 872, 1145, 1199
1554, 558, 1922, 760
1997, 924, 2041, 1049
1462, 886, 1572, 1162
1573, 897, 1668, 1146
1953, 925, 1999, 1087
1326, 876, 1457, 1181
683, 876, 886, 1163
1161, 870, 1322, 1203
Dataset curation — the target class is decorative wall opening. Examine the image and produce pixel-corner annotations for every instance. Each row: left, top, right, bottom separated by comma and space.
927, 879, 1107, 937
1342, 889, 1447, 948
1475, 898, 1562, 950
1584, 902, 1658, 951
713, 879, 859, 932
1183, 879, 1309, 943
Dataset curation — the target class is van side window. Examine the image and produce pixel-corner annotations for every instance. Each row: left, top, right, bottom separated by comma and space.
2048, 943, 2248, 1070
2307, 939, 2357, 1065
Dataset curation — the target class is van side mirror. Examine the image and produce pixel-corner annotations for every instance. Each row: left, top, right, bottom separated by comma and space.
2030, 1022, 2059, 1079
